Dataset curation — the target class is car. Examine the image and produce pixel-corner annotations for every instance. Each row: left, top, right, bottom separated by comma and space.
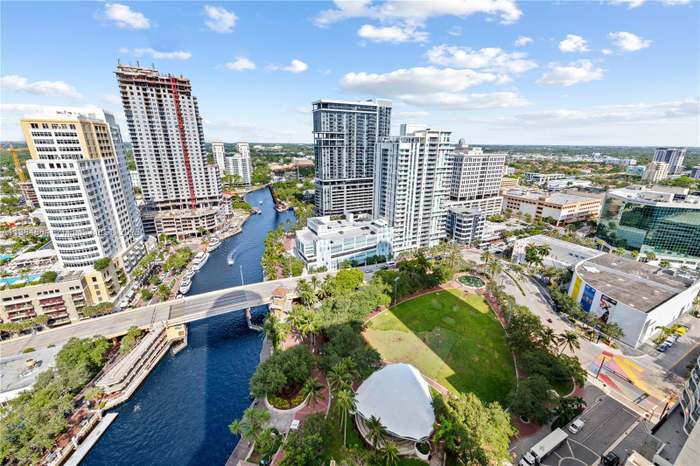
568, 419, 585, 434
674, 326, 688, 336
601, 452, 620, 466
656, 343, 670, 352
289, 419, 300, 431
119, 300, 129, 308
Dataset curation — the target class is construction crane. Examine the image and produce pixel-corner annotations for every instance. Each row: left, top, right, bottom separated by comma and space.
9, 144, 27, 182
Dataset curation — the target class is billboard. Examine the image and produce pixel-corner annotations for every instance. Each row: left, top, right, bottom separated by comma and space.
571, 276, 582, 300
599, 294, 617, 322
580, 284, 596, 312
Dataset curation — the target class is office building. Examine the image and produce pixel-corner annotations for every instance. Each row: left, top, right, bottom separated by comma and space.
502, 188, 602, 225
448, 146, 505, 216
626, 165, 646, 177
523, 172, 566, 184
294, 214, 392, 271
597, 186, 700, 268
690, 167, 700, 179
642, 161, 669, 184
374, 125, 452, 252
653, 147, 686, 175
569, 253, 700, 348
223, 142, 252, 185
212, 142, 225, 175
116, 65, 221, 237
445, 206, 484, 245
312, 99, 391, 215
22, 107, 145, 271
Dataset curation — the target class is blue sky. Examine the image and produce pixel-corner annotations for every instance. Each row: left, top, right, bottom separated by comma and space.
1, 0, 698, 145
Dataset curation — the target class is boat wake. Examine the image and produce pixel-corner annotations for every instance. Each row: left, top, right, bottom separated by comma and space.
227, 248, 237, 266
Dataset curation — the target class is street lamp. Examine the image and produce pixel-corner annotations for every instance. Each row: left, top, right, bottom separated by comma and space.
596, 350, 613, 379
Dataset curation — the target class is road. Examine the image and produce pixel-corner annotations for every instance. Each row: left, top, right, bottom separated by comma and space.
0, 275, 310, 357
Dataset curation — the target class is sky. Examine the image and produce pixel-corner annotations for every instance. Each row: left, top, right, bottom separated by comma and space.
1, 0, 699, 146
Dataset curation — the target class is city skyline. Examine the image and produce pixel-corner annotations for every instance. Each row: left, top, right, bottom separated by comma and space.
1, 1, 699, 146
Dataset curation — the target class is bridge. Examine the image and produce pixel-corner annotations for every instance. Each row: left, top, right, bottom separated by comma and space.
0, 275, 311, 357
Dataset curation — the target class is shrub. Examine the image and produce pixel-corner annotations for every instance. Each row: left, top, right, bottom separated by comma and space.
93, 257, 112, 271
250, 345, 314, 398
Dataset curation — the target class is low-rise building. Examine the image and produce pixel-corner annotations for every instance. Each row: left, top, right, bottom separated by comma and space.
82, 263, 121, 306
523, 172, 566, 184
294, 214, 392, 271
500, 177, 520, 190
569, 253, 700, 348
511, 235, 602, 269
502, 189, 602, 225
0, 271, 87, 326
642, 161, 669, 184
445, 206, 484, 245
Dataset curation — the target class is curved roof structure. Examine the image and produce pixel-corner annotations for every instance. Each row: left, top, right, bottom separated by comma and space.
355, 363, 434, 441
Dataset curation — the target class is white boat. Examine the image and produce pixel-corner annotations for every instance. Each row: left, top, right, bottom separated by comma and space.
227, 249, 237, 265
192, 251, 210, 271
179, 278, 192, 295
207, 238, 221, 252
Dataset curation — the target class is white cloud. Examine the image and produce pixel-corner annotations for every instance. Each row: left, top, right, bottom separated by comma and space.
608, 31, 651, 52
448, 26, 462, 37
661, 0, 691, 5
339, 66, 527, 109
536, 60, 604, 87
1, 75, 82, 99
314, 0, 522, 27
203, 5, 237, 33
514, 36, 533, 47
602, 48, 613, 55
102, 95, 121, 105
268, 59, 309, 73
225, 57, 256, 71
559, 34, 589, 53
394, 110, 430, 118
357, 24, 428, 43
425, 45, 537, 74
129, 48, 192, 60
608, 0, 646, 8
104, 3, 151, 29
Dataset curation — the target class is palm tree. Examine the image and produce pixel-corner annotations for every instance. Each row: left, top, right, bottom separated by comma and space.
379, 441, 400, 465
303, 377, 325, 405
540, 327, 557, 350
480, 250, 493, 265
558, 331, 580, 355
328, 359, 354, 392
487, 259, 502, 282
310, 275, 321, 294
336, 388, 356, 447
365, 415, 386, 448
229, 407, 270, 444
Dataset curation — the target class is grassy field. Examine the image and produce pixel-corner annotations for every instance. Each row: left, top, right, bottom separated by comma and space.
365, 289, 516, 405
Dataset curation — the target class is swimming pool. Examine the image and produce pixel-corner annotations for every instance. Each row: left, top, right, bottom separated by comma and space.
0, 274, 41, 286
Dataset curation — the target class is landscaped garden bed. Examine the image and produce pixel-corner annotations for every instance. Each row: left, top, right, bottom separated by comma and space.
457, 274, 486, 289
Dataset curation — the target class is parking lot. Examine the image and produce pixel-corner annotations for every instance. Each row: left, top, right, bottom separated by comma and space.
537, 396, 639, 466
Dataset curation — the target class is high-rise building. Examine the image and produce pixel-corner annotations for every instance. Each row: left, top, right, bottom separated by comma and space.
22, 107, 145, 271
448, 146, 505, 216
653, 147, 686, 175
597, 186, 700, 269
373, 125, 452, 252
312, 98, 391, 215
643, 161, 670, 183
212, 142, 225, 174
115, 65, 221, 237
223, 142, 252, 185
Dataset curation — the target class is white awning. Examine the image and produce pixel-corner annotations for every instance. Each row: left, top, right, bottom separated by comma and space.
355, 363, 435, 441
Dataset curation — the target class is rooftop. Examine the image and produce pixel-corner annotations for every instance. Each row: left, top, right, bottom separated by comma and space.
576, 253, 695, 313
608, 186, 700, 208
503, 189, 600, 205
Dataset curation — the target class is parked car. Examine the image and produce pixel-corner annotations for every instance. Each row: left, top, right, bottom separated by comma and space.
601, 452, 620, 466
656, 343, 670, 352
568, 419, 585, 434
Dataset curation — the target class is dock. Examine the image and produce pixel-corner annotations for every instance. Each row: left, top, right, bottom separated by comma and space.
62, 413, 118, 466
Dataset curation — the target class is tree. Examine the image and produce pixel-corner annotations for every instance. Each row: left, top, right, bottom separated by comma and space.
303, 377, 324, 405
157, 283, 171, 301
263, 312, 288, 351
120, 326, 144, 354
365, 415, 386, 448
612, 247, 625, 256
280, 414, 327, 466
335, 388, 356, 447
511, 375, 556, 424
659, 260, 670, 268
327, 358, 355, 392
557, 331, 580, 355
93, 257, 112, 271
378, 441, 400, 465
250, 344, 314, 398
645, 251, 657, 261
551, 396, 586, 429
229, 406, 271, 445
296, 279, 317, 306
433, 392, 516, 466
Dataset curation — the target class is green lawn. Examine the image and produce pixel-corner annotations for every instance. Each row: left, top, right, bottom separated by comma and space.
365, 289, 516, 405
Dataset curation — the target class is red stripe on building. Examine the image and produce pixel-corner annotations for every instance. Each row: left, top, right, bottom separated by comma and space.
170, 77, 197, 210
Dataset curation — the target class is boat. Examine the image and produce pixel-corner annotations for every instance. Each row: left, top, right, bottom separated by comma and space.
178, 278, 192, 295
192, 251, 210, 271
207, 238, 221, 252
259, 200, 263, 204
227, 249, 237, 265
251, 207, 262, 215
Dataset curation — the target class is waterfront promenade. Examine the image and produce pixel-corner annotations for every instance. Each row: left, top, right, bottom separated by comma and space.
0, 274, 318, 357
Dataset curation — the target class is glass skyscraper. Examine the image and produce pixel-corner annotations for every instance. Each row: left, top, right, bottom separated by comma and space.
597, 187, 700, 266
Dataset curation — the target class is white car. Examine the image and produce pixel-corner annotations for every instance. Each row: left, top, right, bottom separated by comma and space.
568, 419, 585, 434
289, 419, 300, 431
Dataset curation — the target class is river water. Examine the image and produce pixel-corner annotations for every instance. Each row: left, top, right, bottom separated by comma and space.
83, 188, 296, 466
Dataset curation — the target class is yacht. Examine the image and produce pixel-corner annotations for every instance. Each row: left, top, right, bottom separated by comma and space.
178, 277, 192, 295
192, 251, 210, 271
207, 238, 221, 252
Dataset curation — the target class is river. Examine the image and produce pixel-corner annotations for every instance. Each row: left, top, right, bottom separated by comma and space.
83, 187, 297, 466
